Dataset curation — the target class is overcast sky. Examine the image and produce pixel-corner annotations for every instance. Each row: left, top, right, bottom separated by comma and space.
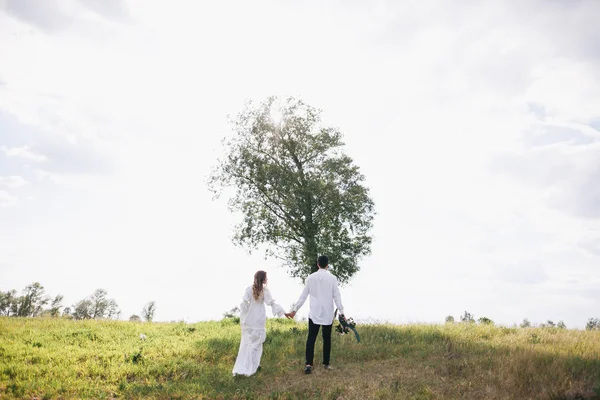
1, 0, 599, 328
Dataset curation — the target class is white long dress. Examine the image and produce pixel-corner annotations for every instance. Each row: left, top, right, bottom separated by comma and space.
232, 286, 285, 376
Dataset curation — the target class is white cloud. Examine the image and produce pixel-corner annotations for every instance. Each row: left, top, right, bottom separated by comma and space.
0, 190, 17, 207
524, 60, 600, 123
1, 146, 47, 162
34, 169, 63, 185
0, 175, 28, 189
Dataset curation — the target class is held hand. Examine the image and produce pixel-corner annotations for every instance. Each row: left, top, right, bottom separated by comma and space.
285, 311, 296, 319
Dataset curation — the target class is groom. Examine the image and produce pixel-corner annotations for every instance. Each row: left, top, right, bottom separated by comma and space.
285, 255, 344, 374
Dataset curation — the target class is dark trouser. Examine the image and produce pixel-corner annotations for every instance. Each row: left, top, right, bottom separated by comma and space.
305, 318, 332, 366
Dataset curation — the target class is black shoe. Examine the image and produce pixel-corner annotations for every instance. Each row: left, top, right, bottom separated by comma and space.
304, 365, 312, 374
323, 364, 333, 370
257, 366, 262, 372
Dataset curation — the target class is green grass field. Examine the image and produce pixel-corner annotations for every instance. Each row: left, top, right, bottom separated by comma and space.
1, 317, 599, 399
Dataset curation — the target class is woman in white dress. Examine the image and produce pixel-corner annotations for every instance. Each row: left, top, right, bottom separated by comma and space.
232, 270, 285, 376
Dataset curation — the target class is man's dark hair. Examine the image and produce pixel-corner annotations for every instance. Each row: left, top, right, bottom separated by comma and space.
317, 255, 329, 268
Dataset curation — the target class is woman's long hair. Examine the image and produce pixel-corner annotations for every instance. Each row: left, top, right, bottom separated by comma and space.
252, 270, 267, 300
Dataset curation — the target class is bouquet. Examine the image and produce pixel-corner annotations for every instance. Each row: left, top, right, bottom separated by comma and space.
334, 310, 361, 343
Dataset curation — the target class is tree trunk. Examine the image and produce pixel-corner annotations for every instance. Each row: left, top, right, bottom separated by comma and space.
304, 234, 319, 275
302, 191, 318, 275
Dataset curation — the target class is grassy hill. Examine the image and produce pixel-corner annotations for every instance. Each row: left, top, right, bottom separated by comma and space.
0, 317, 599, 399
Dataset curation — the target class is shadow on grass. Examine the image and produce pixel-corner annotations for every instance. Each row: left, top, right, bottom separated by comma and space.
121, 324, 600, 399
120, 325, 308, 399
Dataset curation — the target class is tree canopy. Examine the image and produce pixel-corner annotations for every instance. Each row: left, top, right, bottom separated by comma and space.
209, 97, 375, 284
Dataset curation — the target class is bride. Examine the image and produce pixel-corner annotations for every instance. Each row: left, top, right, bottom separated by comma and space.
232, 270, 286, 376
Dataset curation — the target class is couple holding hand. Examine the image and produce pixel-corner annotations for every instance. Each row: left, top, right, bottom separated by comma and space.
232, 255, 344, 376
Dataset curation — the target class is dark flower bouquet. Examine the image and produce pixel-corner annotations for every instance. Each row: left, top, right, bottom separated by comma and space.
335, 311, 361, 343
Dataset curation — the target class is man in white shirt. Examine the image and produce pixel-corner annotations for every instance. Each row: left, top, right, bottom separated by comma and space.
285, 255, 344, 374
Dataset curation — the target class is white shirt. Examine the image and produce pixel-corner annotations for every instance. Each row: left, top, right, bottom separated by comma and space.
291, 268, 344, 325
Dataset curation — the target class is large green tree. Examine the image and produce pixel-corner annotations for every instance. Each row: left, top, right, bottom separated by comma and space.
209, 97, 375, 284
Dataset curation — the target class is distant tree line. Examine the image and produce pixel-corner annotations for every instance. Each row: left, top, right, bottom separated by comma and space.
0, 282, 64, 318
129, 301, 156, 322
0, 282, 156, 322
587, 318, 600, 330
445, 311, 600, 330
444, 311, 498, 325
69, 289, 120, 320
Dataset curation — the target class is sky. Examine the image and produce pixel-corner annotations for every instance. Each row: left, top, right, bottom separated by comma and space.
0, 0, 599, 328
